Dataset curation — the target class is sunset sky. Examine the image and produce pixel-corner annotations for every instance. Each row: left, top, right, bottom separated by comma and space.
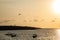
0, 0, 60, 28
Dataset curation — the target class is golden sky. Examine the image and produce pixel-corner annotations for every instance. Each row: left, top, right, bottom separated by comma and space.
0, 0, 60, 28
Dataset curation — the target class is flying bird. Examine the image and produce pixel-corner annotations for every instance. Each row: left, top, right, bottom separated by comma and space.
34, 19, 38, 22
18, 13, 21, 16
52, 20, 55, 22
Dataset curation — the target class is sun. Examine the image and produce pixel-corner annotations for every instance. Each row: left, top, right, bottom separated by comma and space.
51, 0, 60, 14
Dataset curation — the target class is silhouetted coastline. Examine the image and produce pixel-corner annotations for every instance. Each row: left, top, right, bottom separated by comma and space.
0, 26, 41, 30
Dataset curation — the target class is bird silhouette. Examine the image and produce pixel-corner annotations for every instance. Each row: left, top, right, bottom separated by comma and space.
5, 32, 17, 37
18, 13, 21, 15
32, 34, 37, 38
52, 20, 55, 22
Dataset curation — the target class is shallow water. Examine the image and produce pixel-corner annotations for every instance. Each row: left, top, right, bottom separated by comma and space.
0, 29, 58, 40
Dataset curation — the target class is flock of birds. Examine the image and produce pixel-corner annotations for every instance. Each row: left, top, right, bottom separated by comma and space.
18, 13, 56, 23
0, 13, 56, 26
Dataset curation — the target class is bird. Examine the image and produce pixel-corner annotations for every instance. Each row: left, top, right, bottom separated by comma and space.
32, 34, 37, 38
5, 32, 17, 37
52, 20, 55, 22
34, 19, 38, 22
18, 13, 21, 16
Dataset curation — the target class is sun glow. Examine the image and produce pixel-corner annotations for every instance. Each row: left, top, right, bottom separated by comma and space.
51, 0, 60, 14
56, 29, 60, 40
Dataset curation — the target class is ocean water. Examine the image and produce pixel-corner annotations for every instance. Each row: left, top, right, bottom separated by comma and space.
0, 29, 57, 40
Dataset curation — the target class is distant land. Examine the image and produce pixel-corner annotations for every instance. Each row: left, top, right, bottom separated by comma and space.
0, 26, 41, 30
